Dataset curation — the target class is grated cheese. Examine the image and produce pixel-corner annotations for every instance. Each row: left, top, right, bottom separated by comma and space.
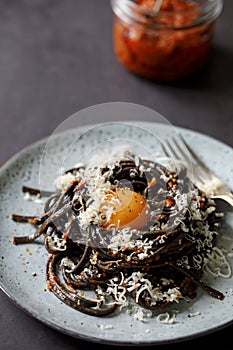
23, 191, 43, 204
78, 167, 113, 229
50, 153, 231, 321
204, 246, 232, 278
156, 312, 177, 324
188, 311, 201, 317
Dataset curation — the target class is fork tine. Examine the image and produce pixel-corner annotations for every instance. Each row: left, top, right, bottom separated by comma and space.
169, 137, 205, 183
178, 134, 213, 176
162, 137, 190, 168
172, 137, 191, 167
162, 136, 205, 187
167, 140, 179, 159
172, 135, 211, 184
161, 134, 233, 206
161, 142, 170, 158
161, 141, 179, 172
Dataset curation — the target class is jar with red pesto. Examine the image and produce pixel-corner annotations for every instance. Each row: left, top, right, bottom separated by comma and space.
110, 0, 223, 82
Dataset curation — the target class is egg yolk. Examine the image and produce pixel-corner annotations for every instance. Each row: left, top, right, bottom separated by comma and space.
101, 188, 150, 230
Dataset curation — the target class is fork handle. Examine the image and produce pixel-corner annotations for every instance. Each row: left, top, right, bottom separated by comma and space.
211, 192, 233, 207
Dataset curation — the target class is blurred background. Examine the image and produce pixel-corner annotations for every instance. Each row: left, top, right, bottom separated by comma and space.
0, 0, 232, 168
0, 1, 232, 349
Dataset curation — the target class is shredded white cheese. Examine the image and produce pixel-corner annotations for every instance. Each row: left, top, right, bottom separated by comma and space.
204, 246, 231, 278
156, 312, 177, 324
53, 172, 76, 190
50, 154, 231, 322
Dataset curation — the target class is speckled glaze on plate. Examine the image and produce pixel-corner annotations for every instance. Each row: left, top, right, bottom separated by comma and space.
0, 121, 233, 346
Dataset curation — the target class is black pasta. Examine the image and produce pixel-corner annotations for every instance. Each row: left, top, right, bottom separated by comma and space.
12, 154, 225, 317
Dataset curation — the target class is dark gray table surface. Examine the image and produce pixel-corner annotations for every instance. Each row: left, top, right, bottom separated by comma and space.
0, 1, 232, 349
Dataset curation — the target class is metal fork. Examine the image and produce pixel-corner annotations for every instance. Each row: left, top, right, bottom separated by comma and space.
162, 134, 233, 207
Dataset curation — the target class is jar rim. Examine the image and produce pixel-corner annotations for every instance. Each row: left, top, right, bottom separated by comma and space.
111, 0, 224, 30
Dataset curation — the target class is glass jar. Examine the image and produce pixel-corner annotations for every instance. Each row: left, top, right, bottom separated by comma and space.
110, 0, 223, 82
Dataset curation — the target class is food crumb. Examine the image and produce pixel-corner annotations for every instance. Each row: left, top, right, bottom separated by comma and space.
156, 312, 177, 324
188, 311, 201, 317
26, 247, 32, 256
99, 324, 114, 330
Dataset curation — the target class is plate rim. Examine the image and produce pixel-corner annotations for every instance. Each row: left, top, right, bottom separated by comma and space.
0, 121, 233, 346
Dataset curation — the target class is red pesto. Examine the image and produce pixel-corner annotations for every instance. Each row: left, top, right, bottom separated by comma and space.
113, 0, 215, 81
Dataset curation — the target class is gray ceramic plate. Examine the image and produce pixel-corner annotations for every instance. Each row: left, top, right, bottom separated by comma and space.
0, 121, 233, 346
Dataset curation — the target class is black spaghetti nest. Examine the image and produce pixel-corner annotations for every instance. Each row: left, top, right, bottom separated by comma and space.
12, 154, 225, 317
